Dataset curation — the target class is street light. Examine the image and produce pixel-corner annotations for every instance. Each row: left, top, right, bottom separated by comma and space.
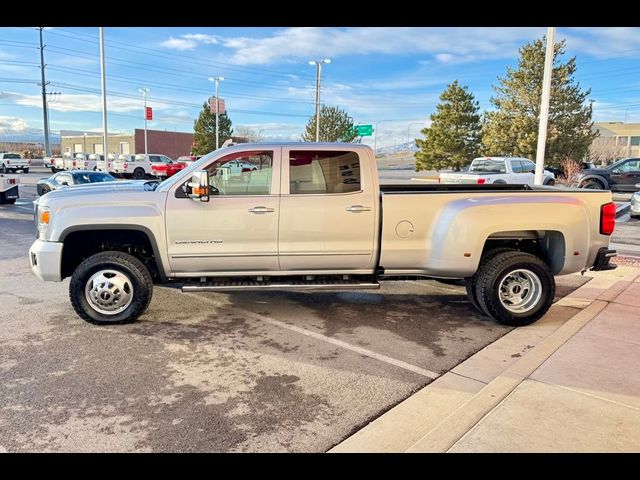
208, 76, 224, 149
309, 59, 331, 142
406, 122, 425, 144
138, 87, 150, 157
373, 120, 392, 157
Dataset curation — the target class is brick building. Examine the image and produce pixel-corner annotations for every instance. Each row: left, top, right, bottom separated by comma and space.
61, 129, 194, 159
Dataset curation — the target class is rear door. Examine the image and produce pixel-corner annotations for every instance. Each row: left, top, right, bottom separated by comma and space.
278, 147, 377, 271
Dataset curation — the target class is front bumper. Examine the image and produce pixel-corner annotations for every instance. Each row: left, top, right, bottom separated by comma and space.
590, 247, 617, 272
631, 197, 640, 215
29, 239, 63, 281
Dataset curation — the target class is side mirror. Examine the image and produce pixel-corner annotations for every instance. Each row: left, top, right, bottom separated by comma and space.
187, 170, 209, 202
530, 169, 536, 174
61, 181, 69, 186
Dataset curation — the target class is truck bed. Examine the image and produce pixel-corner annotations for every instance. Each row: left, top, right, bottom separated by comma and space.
380, 183, 532, 193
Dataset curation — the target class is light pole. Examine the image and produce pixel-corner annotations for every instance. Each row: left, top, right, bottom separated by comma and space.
309, 59, 331, 142
208, 76, 224, 149
406, 122, 424, 144
534, 27, 555, 186
83, 132, 87, 154
373, 120, 392, 157
138, 87, 150, 157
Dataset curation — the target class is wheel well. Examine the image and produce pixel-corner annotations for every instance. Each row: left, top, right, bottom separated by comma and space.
61, 229, 161, 280
581, 177, 606, 188
483, 230, 565, 274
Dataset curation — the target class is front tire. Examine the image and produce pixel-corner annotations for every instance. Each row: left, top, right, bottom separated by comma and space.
133, 168, 145, 179
23, 168, 29, 174
69, 251, 153, 325
474, 251, 554, 327
581, 179, 604, 190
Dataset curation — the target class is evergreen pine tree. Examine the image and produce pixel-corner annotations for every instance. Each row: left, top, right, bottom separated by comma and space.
302, 105, 358, 142
415, 80, 482, 171
482, 37, 596, 165
192, 101, 233, 155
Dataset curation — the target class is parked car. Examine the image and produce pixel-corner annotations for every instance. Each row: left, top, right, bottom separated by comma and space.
113, 153, 175, 179
96, 153, 116, 174
30, 143, 617, 328
150, 161, 187, 179
0, 152, 30, 173
439, 157, 555, 186
77, 153, 102, 171
631, 183, 640, 218
177, 155, 199, 166
578, 157, 640, 192
0, 174, 19, 204
36, 170, 117, 196
43, 156, 55, 169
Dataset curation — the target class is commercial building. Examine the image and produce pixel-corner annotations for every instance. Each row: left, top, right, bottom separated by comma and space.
593, 122, 640, 157
61, 129, 194, 159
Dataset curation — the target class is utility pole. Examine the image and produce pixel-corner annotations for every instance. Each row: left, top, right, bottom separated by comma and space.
534, 27, 555, 186
99, 27, 108, 157
208, 76, 224, 149
138, 88, 150, 157
45, 91, 60, 155
38, 27, 51, 157
309, 59, 331, 142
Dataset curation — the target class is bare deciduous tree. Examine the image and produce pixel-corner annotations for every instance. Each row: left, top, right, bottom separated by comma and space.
588, 137, 626, 166
561, 158, 583, 186
235, 126, 265, 143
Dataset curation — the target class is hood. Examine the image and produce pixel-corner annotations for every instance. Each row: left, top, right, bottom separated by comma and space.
39, 180, 154, 203
581, 167, 609, 176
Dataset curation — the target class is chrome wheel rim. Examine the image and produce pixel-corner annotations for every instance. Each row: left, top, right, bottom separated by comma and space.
498, 269, 542, 314
84, 269, 134, 315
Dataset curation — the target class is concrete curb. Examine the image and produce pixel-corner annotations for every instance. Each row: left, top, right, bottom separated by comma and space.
330, 267, 640, 453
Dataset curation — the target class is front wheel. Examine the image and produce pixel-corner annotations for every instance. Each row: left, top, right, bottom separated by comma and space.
474, 251, 555, 326
69, 251, 153, 325
581, 179, 604, 190
133, 168, 145, 179
22, 168, 29, 174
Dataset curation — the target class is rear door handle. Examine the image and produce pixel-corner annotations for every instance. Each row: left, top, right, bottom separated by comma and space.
248, 206, 275, 214
346, 205, 371, 213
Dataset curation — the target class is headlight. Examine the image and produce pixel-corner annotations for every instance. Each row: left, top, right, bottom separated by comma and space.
37, 206, 51, 237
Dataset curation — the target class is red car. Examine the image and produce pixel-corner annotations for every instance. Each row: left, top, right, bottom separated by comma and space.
150, 161, 187, 179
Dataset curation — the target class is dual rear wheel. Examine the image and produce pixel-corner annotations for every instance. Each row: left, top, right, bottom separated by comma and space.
465, 250, 555, 326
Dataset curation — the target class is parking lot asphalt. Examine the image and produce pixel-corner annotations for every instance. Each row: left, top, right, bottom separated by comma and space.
0, 170, 594, 452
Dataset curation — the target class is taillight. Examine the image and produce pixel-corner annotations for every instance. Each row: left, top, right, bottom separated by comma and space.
123, 163, 128, 169
477, 178, 486, 184
600, 202, 616, 236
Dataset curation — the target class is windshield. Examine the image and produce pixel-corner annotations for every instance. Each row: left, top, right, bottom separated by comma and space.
73, 172, 115, 184
469, 159, 506, 173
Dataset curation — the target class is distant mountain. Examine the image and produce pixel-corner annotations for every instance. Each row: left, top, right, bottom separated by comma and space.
375, 141, 418, 157
0, 133, 61, 145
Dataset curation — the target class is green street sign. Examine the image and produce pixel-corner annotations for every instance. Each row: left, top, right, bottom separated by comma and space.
355, 124, 373, 137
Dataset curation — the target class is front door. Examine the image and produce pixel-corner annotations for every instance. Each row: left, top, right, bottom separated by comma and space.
278, 148, 377, 271
610, 159, 640, 191
165, 148, 281, 274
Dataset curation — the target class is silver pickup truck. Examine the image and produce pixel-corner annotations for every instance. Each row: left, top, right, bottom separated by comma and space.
29, 143, 617, 327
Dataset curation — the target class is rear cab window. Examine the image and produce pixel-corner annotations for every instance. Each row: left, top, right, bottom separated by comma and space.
288, 150, 361, 194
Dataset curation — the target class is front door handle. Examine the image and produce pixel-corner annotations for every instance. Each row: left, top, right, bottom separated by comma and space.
346, 205, 371, 213
248, 206, 275, 214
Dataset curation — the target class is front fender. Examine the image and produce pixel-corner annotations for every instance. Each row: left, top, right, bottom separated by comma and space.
579, 174, 609, 189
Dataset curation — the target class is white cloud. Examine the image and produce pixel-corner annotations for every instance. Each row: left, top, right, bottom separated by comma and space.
213, 27, 545, 65
161, 33, 219, 51
561, 27, 640, 59
0, 91, 173, 114
0, 116, 30, 135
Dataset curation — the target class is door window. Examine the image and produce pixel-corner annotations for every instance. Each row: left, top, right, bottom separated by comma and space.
521, 160, 536, 173
205, 150, 273, 195
618, 160, 640, 173
289, 150, 361, 194
510, 159, 523, 173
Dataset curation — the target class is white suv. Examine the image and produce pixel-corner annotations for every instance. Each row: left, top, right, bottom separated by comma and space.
113, 153, 173, 179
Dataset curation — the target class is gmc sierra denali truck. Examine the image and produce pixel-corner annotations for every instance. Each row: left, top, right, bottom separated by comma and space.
29, 143, 617, 327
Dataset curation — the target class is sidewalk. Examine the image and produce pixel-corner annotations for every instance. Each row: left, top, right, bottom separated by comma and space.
330, 264, 640, 453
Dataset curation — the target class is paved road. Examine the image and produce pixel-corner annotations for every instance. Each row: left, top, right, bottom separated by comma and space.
0, 169, 591, 452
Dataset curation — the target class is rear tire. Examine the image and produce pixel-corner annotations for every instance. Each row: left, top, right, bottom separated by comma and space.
465, 247, 513, 314
475, 251, 554, 327
133, 168, 145, 179
69, 251, 153, 325
543, 177, 555, 186
23, 168, 29, 174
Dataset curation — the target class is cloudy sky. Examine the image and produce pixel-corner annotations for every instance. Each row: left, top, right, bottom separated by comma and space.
1, 26, 640, 148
